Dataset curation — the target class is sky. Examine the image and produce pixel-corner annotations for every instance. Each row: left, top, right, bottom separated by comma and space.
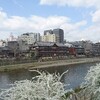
0, 0, 100, 42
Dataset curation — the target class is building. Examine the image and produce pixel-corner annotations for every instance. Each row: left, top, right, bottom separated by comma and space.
0, 46, 12, 58
44, 30, 53, 35
7, 41, 19, 56
0, 40, 6, 47
30, 42, 69, 58
18, 40, 30, 53
70, 41, 93, 56
7, 40, 30, 57
65, 43, 76, 56
75, 46, 85, 55
42, 28, 64, 43
92, 42, 100, 56
18, 32, 41, 45
7, 33, 17, 42
53, 28, 64, 43
41, 33, 57, 42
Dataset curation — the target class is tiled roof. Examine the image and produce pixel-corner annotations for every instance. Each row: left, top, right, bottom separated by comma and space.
34, 42, 67, 47
0, 46, 11, 51
65, 43, 73, 47
34, 42, 54, 46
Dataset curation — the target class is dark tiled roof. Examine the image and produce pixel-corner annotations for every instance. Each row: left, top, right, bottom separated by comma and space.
34, 42, 54, 46
34, 42, 66, 47
8, 41, 18, 43
56, 43, 66, 47
0, 46, 11, 51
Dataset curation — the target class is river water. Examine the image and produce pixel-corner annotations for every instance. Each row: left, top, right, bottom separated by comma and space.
0, 62, 99, 90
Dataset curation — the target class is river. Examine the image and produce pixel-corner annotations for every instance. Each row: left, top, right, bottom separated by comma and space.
0, 62, 98, 90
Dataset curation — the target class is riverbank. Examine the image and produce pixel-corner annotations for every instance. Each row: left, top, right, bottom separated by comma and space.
30, 57, 100, 69
0, 57, 100, 72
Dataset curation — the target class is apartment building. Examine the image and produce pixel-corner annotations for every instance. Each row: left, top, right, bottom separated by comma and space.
18, 32, 41, 45
41, 33, 57, 42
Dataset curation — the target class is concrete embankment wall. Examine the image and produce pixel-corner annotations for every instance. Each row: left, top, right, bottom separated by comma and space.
0, 57, 100, 72
29, 57, 100, 70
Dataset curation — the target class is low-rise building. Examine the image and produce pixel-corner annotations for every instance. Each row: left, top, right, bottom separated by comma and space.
0, 46, 12, 58
7, 41, 19, 56
18, 40, 29, 53
70, 41, 93, 56
0, 40, 6, 47
92, 42, 100, 56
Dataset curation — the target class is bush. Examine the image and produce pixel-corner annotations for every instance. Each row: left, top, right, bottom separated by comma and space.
81, 63, 100, 100
0, 70, 69, 100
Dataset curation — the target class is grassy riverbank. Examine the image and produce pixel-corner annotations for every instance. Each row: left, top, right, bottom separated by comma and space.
0, 57, 100, 72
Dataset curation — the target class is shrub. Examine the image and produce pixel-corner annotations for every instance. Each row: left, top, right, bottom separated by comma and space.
0, 70, 69, 100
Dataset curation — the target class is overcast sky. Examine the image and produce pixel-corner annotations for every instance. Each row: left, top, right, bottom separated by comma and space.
0, 0, 100, 42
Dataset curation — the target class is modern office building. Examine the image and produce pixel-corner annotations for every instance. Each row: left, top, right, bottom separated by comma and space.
53, 28, 64, 43
42, 28, 64, 43
18, 32, 41, 45
44, 30, 53, 35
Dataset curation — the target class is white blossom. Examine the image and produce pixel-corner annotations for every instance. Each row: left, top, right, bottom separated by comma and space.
0, 70, 69, 100
81, 63, 100, 100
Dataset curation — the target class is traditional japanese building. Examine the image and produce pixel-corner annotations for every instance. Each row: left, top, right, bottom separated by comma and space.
30, 42, 69, 58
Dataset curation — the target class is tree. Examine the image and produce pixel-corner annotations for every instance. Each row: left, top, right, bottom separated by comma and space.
0, 70, 69, 100
81, 63, 100, 100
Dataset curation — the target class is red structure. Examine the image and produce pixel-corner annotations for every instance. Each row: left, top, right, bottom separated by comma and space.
68, 47, 76, 56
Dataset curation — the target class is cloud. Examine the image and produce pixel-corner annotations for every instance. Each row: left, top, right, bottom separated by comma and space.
40, 0, 100, 8
61, 20, 87, 33
64, 25, 100, 42
0, 10, 71, 33
0, 11, 68, 39
91, 9, 100, 23
39, 0, 100, 42
0, 10, 100, 42
0, 10, 7, 19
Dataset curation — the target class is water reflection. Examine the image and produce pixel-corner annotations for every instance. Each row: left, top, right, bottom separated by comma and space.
0, 63, 97, 89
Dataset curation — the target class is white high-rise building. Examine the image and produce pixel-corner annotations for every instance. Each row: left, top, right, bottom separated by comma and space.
18, 33, 41, 45
41, 33, 57, 42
